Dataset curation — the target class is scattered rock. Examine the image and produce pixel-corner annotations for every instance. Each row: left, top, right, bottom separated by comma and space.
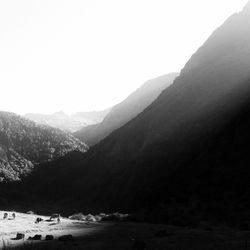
99, 213, 106, 218
86, 214, 97, 222
69, 213, 86, 221
58, 234, 74, 242
95, 215, 102, 222
35, 217, 43, 224
102, 212, 129, 221
50, 213, 60, 221
15, 233, 25, 240
29, 234, 42, 240
45, 235, 54, 241
69, 212, 129, 222
26, 211, 35, 214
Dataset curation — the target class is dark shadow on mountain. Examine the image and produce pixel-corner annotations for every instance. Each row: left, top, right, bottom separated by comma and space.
3, 2, 250, 230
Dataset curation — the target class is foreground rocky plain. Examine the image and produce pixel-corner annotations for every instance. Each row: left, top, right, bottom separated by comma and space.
1, 210, 250, 249
0, 210, 107, 249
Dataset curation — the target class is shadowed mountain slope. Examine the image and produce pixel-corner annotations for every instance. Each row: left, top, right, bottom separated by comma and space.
25, 3, 250, 215
74, 73, 178, 146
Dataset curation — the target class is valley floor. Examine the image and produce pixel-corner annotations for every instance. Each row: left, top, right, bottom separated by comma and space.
0, 210, 106, 249
1, 211, 250, 249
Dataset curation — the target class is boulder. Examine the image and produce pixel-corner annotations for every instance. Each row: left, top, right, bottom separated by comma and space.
58, 234, 74, 242
86, 214, 96, 222
45, 235, 54, 241
16, 233, 25, 240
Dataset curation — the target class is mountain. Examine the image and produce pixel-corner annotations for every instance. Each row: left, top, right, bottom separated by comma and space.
0, 111, 88, 182
74, 73, 179, 146
25, 108, 110, 133
24, 2, 250, 221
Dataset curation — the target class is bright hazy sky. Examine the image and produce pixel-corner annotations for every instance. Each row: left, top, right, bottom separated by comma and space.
0, 0, 248, 115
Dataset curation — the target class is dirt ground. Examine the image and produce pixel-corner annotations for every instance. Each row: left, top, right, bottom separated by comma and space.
1, 210, 250, 249
0, 210, 105, 249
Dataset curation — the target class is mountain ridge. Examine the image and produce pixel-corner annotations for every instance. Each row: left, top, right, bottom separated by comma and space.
23, 3, 250, 216
25, 108, 111, 133
74, 73, 179, 146
0, 111, 88, 181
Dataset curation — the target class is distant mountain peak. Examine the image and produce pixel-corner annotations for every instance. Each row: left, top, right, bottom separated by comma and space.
25, 109, 110, 133
53, 111, 67, 116
243, 1, 250, 11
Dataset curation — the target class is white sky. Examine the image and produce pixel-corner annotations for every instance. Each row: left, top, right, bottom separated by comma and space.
0, 0, 248, 115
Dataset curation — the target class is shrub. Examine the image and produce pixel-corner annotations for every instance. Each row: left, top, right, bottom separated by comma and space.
68, 213, 86, 221
26, 211, 35, 215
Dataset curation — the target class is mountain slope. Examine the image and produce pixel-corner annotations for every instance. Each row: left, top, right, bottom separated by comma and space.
0, 111, 88, 181
74, 73, 178, 146
25, 109, 110, 133
25, 3, 250, 214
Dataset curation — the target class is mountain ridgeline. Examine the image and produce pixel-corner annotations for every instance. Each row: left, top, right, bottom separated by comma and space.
23, 3, 250, 217
25, 109, 111, 133
0, 111, 88, 182
74, 73, 178, 146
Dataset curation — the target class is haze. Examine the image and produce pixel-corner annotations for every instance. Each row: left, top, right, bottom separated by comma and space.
0, 0, 248, 115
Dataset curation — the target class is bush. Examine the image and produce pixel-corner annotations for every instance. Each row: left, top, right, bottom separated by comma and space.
86, 214, 97, 222
26, 211, 35, 215
69, 212, 129, 222
68, 213, 86, 221
101, 212, 129, 221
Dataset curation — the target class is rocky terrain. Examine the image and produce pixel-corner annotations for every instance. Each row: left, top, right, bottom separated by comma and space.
1, 210, 250, 250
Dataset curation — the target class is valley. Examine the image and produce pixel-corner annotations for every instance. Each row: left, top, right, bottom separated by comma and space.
1, 210, 250, 250
1, 1, 250, 249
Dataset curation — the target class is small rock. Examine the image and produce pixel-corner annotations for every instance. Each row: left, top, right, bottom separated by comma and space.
16, 233, 25, 240
31, 234, 42, 240
45, 235, 54, 241
58, 234, 74, 242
